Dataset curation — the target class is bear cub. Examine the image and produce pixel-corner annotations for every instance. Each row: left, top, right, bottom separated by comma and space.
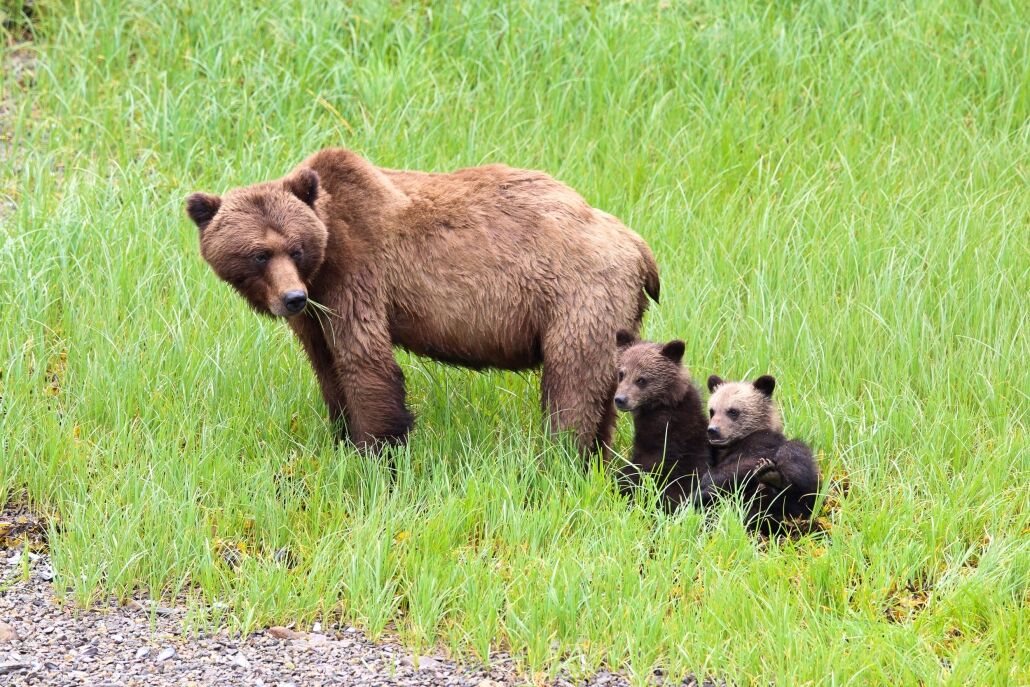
699, 374, 820, 531
613, 331, 712, 507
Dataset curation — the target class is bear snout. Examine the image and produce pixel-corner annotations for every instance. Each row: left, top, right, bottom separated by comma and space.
614, 394, 630, 411
707, 426, 721, 440
282, 289, 308, 315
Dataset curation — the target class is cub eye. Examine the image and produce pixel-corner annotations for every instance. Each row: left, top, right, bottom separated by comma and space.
709, 408, 714, 418
290, 248, 303, 261
635, 377, 647, 387
253, 251, 271, 265
617, 370, 625, 381
727, 408, 740, 420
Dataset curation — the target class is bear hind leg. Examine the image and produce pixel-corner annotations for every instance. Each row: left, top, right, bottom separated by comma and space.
540, 326, 616, 457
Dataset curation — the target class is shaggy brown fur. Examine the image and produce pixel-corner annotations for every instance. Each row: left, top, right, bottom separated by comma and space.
699, 375, 820, 532
612, 331, 712, 507
186, 148, 660, 452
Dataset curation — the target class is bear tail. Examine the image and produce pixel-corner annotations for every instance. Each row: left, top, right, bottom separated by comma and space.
639, 244, 660, 304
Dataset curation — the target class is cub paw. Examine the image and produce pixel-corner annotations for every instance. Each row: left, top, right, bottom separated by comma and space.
755, 457, 785, 489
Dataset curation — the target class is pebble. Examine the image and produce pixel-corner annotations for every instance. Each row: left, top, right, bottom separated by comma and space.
0, 621, 19, 642
267, 626, 305, 641
404, 655, 444, 670
155, 647, 176, 662
0, 662, 31, 674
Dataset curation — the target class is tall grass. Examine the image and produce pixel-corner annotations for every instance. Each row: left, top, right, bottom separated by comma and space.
2, 1, 1028, 684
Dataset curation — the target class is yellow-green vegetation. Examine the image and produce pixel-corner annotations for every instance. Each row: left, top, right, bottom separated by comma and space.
1, 1, 1027, 684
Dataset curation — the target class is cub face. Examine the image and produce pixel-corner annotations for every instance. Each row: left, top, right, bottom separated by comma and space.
613, 330, 687, 413
186, 169, 328, 318
706, 374, 782, 446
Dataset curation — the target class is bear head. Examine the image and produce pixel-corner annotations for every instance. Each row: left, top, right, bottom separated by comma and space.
705, 374, 783, 446
185, 168, 328, 318
613, 330, 689, 414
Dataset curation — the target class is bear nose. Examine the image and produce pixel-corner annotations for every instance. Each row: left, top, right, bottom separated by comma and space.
613, 395, 628, 410
282, 290, 307, 314
707, 426, 720, 439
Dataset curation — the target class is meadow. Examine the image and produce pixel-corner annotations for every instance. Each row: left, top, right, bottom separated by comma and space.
1, 0, 1028, 684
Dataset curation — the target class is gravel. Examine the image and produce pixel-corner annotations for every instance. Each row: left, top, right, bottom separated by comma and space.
0, 543, 711, 686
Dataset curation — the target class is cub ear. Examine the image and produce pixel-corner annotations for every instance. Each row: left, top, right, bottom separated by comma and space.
660, 340, 685, 364
285, 168, 320, 207
707, 375, 724, 393
753, 375, 776, 397
615, 329, 638, 349
185, 193, 222, 233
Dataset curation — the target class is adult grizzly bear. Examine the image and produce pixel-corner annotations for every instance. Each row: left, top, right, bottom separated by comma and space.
186, 148, 660, 453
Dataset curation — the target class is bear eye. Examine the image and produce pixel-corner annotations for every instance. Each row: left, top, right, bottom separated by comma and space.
253, 251, 271, 265
635, 377, 647, 387
709, 408, 714, 418
617, 370, 625, 381
728, 408, 740, 420
290, 248, 303, 261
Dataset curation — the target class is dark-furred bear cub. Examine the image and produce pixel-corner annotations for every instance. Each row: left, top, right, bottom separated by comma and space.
699, 374, 820, 531
613, 330, 712, 507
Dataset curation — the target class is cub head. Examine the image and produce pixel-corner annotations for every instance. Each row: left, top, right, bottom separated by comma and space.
613, 330, 688, 413
705, 374, 782, 446
186, 168, 328, 317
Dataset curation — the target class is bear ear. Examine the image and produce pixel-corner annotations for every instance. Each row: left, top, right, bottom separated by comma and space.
185, 193, 222, 233
753, 375, 776, 397
707, 375, 724, 393
285, 168, 320, 207
615, 329, 637, 349
660, 340, 685, 365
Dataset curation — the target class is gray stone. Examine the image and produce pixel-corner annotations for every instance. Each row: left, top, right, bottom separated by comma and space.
0, 662, 31, 674
0, 621, 19, 642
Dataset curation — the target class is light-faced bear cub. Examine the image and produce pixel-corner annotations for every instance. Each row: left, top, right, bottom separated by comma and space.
612, 330, 712, 508
699, 375, 820, 532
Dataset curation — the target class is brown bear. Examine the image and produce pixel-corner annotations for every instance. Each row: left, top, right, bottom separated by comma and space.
612, 331, 712, 507
699, 375, 821, 532
185, 148, 660, 453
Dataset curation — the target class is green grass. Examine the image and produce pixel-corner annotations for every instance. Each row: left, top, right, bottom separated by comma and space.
2, 0, 1029, 684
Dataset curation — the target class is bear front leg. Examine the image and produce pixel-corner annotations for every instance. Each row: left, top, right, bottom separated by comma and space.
288, 313, 350, 436
774, 440, 821, 497
699, 460, 740, 493
697, 457, 767, 505
695, 471, 724, 508
336, 357, 414, 451
319, 287, 414, 451
754, 457, 785, 490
